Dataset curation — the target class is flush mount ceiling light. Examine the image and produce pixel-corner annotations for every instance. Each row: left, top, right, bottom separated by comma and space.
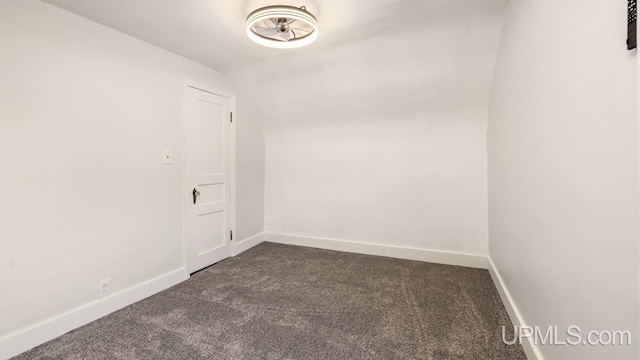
246, 5, 318, 49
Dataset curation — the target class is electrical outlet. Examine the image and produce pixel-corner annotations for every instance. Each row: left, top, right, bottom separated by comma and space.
266, 216, 272, 226
98, 279, 111, 297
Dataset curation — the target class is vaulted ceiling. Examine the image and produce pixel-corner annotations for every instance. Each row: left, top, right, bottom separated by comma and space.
43, 0, 508, 130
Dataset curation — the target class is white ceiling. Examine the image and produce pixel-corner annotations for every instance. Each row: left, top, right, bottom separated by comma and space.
43, 0, 508, 130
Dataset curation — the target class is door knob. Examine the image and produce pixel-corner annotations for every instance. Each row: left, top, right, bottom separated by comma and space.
192, 188, 200, 204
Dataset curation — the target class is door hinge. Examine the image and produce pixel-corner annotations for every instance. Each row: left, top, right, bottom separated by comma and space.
230, 112, 233, 123
230, 230, 233, 241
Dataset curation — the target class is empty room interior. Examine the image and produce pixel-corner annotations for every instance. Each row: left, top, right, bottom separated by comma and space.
1, 0, 639, 359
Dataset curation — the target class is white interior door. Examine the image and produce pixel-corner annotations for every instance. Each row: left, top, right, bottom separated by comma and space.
186, 85, 234, 273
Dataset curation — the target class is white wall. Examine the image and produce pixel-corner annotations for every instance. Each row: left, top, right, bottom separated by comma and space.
0, 0, 264, 352
488, 1, 639, 359
36, 0, 508, 262
264, 118, 489, 256
253, 0, 507, 259
235, 97, 266, 240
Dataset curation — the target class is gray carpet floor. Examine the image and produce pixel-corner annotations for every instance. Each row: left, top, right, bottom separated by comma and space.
14, 243, 527, 359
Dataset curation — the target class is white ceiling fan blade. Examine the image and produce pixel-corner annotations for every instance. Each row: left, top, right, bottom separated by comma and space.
264, 18, 277, 27
279, 31, 292, 41
290, 27, 311, 34
254, 26, 279, 37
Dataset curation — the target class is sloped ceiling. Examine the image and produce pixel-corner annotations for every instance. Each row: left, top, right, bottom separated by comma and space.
43, 0, 508, 130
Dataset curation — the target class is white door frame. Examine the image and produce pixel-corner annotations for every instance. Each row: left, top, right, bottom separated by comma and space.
182, 79, 236, 273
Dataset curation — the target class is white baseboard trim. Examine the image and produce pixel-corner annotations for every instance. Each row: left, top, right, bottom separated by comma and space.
231, 232, 265, 256
0, 267, 189, 360
264, 232, 488, 269
488, 258, 544, 360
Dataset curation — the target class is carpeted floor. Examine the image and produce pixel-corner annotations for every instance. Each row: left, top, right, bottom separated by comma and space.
14, 242, 527, 359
